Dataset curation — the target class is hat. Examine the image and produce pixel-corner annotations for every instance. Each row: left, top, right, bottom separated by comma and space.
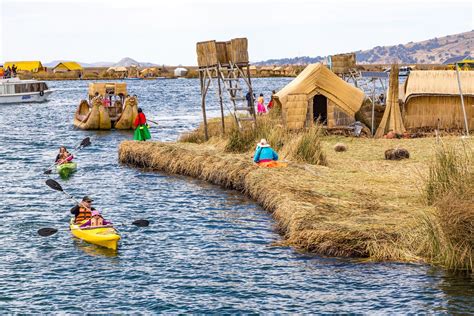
82, 196, 93, 202
258, 139, 270, 148
91, 210, 100, 217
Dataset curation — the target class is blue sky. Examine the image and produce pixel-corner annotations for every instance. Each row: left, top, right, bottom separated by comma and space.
0, 0, 472, 65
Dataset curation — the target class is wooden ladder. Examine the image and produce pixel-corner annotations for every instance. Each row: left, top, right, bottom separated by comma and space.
218, 62, 256, 129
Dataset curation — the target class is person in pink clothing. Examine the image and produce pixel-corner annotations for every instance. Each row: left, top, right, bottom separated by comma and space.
257, 93, 266, 115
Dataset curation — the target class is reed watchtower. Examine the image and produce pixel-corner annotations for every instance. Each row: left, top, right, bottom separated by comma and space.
196, 38, 256, 140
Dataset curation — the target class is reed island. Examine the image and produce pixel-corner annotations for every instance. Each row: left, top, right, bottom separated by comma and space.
120, 38, 473, 272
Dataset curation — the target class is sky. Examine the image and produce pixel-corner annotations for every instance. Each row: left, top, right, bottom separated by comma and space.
0, 0, 472, 65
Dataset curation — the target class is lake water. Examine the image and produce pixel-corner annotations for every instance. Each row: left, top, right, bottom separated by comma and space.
0, 79, 472, 313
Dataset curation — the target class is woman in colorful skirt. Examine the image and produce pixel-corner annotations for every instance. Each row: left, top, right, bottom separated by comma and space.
257, 93, 266, 115
133, 107, 151, 141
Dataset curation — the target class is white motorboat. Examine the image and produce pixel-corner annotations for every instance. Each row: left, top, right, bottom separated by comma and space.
0, 77, 53, 104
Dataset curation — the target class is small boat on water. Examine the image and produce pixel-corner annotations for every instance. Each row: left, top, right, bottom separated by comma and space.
57, 162, 77, 177
0, 77, 53, 104
70, 218, 120, 250
74, 82, 138, 130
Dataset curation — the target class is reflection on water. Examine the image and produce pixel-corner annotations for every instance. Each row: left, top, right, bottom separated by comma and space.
0, 79, 472, 313
72, 238, 119, 259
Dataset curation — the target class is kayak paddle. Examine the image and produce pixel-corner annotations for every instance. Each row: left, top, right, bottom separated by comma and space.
43, 137, 91, 175
42, 179, 150, 233
37, 220, 149, 237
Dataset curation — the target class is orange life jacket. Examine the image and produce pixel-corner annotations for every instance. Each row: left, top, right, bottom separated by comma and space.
75, 207, 92, 223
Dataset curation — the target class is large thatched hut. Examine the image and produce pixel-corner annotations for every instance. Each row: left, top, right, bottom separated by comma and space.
273, 63, 365, 129
402, 70, 474, 130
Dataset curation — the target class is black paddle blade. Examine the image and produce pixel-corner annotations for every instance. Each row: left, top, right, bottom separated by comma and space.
44, 169, 53, 175
45, 179, 63, 192
38, 227, 58, 237
132, 219, 150, 227
80, 137, 91, 148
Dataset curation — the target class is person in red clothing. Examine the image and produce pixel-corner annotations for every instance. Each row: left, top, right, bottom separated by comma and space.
267, 90, 276, 110
133, 107, 151, 141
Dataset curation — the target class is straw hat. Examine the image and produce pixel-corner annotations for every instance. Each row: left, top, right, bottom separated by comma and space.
258, 139, 270, 147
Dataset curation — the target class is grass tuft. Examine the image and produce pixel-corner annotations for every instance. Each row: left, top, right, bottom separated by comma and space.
419, 142, 473, 272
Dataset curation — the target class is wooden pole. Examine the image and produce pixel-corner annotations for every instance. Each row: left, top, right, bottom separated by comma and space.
246, 64, 256, 120
199, 69, 209, 140
371, 78, 375, 136
455, 63, 470, 137
216, 68, 225, 134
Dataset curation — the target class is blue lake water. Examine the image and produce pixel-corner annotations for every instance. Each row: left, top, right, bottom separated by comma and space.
0, 78, 472, 313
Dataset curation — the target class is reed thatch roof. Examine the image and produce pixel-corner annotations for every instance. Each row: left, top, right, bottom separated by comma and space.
404, 70, 474, 102
274, 63, 365, 116
53, 61, 83, 72
4, 61, 44, 72
107, 66, 128, 73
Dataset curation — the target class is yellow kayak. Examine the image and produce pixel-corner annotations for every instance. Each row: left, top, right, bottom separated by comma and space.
69, 219, 120, 251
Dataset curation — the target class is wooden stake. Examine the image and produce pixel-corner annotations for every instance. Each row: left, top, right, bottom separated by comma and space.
455, 63, 470, 137
199, 69, 209, 140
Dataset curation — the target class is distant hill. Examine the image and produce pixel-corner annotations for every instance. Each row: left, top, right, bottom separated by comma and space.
44, 58, 158, 68
255, 30, 473, 65
113, 57, 158, 68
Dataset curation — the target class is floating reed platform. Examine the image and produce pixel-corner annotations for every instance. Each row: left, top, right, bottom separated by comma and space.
118, 137, 473, 262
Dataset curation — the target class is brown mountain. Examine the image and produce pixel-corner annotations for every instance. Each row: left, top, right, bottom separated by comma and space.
255, 30, 473, 65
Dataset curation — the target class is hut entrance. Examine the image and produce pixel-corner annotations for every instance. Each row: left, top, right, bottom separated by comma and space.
313, 94, 328, 124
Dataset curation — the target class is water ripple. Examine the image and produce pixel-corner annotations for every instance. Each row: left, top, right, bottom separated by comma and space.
0, 79, 472, 313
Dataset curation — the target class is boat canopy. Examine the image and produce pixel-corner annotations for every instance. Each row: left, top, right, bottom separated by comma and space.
88, 82, 127, 97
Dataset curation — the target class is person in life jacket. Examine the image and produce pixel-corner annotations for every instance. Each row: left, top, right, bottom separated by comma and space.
133, 107, 151, 141
80, 210, 112, 228
55, 146, 74, 165
70, 196, 96, 224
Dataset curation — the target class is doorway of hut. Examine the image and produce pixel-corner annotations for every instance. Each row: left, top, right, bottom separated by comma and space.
313, 94, 328, 124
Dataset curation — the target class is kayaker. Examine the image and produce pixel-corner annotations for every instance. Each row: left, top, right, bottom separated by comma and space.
70, 196, 96, 224
80, 210, 111, 228
253, 139, 279, 163
55, 146, 74, 165
133, 107, 151, 141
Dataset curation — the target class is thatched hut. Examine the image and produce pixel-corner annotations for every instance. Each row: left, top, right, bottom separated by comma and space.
4, 61, 44, 73
53, 61, 83, 73
273, 63, 365, 129
402, 70, 474, 130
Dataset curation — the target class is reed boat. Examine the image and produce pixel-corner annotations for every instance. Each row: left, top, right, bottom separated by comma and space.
0, 77, 53, 104
73, 82, 138, 130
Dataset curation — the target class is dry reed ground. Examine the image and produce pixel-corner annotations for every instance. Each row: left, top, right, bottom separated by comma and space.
119, 136, 472, 263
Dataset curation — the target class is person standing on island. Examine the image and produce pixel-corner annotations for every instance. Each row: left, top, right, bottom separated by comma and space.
267, 90, 276, 110
257, 93, 266, 115
133, 107, 151, 141
245, 91, 255, 109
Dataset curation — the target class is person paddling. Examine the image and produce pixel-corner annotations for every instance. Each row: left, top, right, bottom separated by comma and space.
70, 196, 95, 224
55, 146, 74, 165
133, 107, 151, 141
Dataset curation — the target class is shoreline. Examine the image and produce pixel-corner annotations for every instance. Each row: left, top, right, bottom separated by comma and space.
118, 138, 446, 261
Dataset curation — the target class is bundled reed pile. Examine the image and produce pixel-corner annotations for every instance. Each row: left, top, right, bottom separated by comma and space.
196, 38, 249, 67
375, 64, 406, 138
330, 53, 356, 74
